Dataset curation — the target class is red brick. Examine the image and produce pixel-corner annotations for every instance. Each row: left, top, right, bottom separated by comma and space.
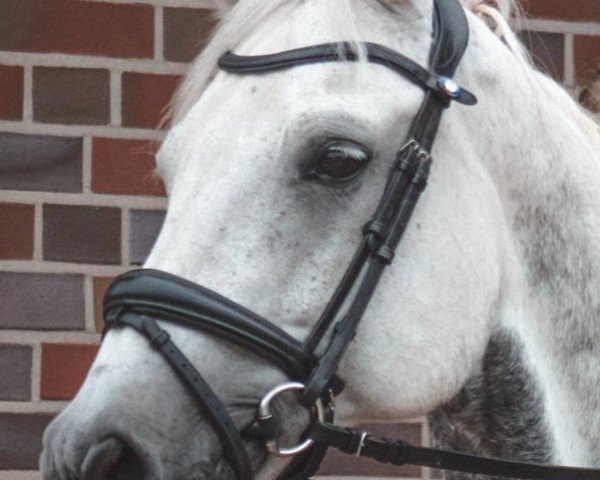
0, 203, 34, 260
41, 343, 99, 400
520, 0, 600, 22
574, 35, 600, 84
93, 276, 115, 332
92, 137, 165, 196
0, 64, 23, 120
0, 0, 153, 59
122, 72, 181, 129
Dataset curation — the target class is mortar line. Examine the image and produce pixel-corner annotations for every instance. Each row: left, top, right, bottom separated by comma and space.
32, 202, 43, 261
122, 207, 131, 267
0, 331, 101, 344
155, 6, 165, 61
82, 136, 93, 194
0, 400, 71, 414
519, 18, 600, 35
0, 471, 42, 480
0, 260, 131, 276
85, 0, 214, 5
0, 119, 166, 140
31, 342, 41, 402
0, 190, 167, 209
22, 64, 33, 122
0, 51, 188, 75
421, 419, 431, 480
110, 71, 122, 127
84, 275, 96, 333
564, 33, 575, 87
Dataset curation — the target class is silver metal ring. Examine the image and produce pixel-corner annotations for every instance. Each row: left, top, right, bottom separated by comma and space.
258, 382, 325, 457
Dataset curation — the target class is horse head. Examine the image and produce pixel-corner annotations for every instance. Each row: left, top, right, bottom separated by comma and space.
41, 1, 600, 479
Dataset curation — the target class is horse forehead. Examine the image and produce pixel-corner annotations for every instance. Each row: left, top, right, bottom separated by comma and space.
163, 78, 416, 179
236, 0, 429, 57
158, 0, 434, 176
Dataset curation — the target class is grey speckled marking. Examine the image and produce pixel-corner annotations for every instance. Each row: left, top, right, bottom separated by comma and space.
428, 329, 553, 480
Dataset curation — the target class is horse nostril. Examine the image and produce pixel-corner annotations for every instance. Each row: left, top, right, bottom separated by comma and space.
81, 437, 146, 480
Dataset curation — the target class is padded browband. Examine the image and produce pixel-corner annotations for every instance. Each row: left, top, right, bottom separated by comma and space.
219, 42, 476, 106
104, 269, 325, 381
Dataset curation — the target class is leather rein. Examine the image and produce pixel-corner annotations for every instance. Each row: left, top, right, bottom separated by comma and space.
103, 0, 600, 479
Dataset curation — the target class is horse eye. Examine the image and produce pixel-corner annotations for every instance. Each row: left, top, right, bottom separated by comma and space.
305, 141, 370, 184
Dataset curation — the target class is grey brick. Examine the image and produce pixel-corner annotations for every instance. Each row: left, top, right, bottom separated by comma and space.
0, 132, 82, 192
44, 204, 121, 265
0, 272, 84, 330
0, 344, 32, 401
0, 413, 54, 469
33, 67, 110, 125
130, 209, 165, 265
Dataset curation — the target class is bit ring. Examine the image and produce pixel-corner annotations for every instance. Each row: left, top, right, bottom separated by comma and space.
258, 382, 325, 457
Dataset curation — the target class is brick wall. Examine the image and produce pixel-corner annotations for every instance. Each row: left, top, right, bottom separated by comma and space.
0, 1, 598, 479
518, 0, 600, 89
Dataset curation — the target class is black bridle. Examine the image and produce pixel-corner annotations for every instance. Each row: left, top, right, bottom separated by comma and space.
103, 1, 600, 479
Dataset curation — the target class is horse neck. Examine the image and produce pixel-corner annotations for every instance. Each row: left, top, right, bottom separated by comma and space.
465, 26, 600, 466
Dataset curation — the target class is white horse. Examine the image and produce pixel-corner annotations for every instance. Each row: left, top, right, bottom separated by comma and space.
41, 0, 600, 479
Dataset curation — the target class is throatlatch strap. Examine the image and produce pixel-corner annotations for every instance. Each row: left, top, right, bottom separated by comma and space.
104, 312, 254, 480
310, 423, 600, 480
